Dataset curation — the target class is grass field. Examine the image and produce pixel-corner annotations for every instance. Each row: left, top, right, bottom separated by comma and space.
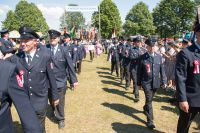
12, 53, 200, 133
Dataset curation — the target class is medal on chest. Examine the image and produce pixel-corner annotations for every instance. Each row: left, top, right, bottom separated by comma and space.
146, 64, 151, 73
16, 69, 24, 88
19, 70, 24, 84
193, 60, 200, 74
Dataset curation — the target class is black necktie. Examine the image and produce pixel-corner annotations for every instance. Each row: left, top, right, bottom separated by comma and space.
27, 54, 32, 65
51, 47, 55, 56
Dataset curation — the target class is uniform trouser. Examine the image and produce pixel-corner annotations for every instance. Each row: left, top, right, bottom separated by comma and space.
105, 47, 108, 54
111, 60, 119, 76
124, 66, 130, 87
177, 107, 200, 133
119, 61, 124, 80
36, 109, 47, 133
131, 69, 139, 98
66, 72, 72, 88
54, 87, 67, 122
48, 87, 66, 121
89, 50, 94, 61
77, 60, 82, 74
143, 89, 156, 123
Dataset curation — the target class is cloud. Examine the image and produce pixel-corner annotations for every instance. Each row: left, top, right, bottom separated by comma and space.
37, 4, 64, 20
0, 4, 11, 15
36, 4, 65, 30
0, 5, 11, 28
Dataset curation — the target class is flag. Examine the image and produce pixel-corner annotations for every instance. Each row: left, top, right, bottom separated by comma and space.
70, 26, 76, 38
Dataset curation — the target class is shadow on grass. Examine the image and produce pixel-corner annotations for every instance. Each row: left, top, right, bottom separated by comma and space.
153, 95, 171, 103
83, 59, 92, 63
102, 88, 133, 101
97, 71, 110, 75
156, 88, 175, 97
99, 74, 117, 81
160, 105, 179, 115
46, 104, 57, 124
161, 106, 200, 131
102, 102, 145, 124
13, 121, 23, 133
101, 80, 124, 88
112, 122, 165, 133
96, 67, 110, 71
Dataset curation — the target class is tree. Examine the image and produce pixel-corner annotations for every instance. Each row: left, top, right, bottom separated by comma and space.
2, 10, 20, 31
2, 0, 49, 33
123, 2, 155, 37
195, 0, 200, 6
152, 0, 195, 38
92, 0, 122, 39
15, 1, 48, 33
60, 4, 85, 32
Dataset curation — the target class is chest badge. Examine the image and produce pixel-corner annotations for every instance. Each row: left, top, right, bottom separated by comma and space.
146, 64, 151, 73
193, 60, 200, 74
16, 75, 23, 88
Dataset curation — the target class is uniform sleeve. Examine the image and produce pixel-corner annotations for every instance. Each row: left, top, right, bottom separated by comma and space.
64, 48, 78, 84
128, 49, 133, 59
129, 49, 137, 60
137, 56, 143, 86
0, 44, 15, 55
175, 50, 188, 102
83, 46, 87, 58
160, 56, 167, 85
46, 56, 59, 100
107, 48, 111, 61
8, 66, 42, 133
72, 46, 78, 64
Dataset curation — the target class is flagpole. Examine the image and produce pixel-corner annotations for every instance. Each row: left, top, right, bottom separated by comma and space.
98, 4, 101, 40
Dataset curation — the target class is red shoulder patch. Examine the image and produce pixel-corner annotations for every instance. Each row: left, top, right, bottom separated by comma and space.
16, 75, 23, 88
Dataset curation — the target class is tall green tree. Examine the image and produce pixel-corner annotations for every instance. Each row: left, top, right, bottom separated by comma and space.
92, 0, 122, 39
123, 2, 155, 36
153, 0, 195, 38
15, 1, 49, 33
60, 4, 85, 31
2, 10, 20, 31
2, 0, 49, 33
195, 0, 200, 5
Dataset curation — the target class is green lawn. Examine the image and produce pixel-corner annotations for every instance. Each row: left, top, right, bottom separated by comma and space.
12, 53, 200, 133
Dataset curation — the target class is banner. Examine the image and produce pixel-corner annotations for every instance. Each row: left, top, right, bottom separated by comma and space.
65, 6, 98, 12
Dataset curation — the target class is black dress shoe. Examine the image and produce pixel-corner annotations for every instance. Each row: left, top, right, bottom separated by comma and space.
147, 122, 155, 129
143, 110, 147, 116
58, 121, 65, 129
125, 86, 129, 90
134, 97, 140, 102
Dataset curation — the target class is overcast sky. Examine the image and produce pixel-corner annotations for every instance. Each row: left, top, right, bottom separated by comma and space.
0, 0, 161, 30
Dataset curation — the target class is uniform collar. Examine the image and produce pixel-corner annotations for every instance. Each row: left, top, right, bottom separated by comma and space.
51, 44, 59, 51
148, 52, 155, 57
25, 49, 36, 58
